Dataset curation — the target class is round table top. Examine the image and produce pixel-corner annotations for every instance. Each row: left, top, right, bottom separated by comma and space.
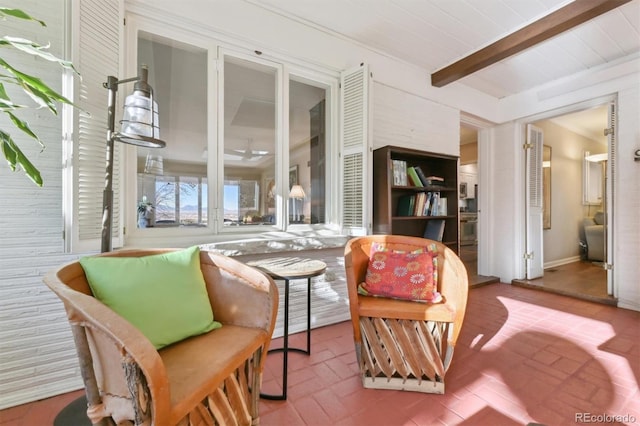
247, 257, 327, 280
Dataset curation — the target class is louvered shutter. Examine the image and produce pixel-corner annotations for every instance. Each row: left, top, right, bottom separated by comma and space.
525, 124, 544, 279
340, 64, 371, 235
66, 0, 122, 252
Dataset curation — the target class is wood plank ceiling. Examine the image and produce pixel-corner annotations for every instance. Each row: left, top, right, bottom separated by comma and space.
252, 0, 640, 99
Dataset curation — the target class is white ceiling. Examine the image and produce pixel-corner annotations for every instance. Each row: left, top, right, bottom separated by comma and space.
251, 0, 640, 99
249, 0, 635, 145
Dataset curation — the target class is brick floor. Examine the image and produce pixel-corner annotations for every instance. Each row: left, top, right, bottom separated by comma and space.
2, 283, 638, 426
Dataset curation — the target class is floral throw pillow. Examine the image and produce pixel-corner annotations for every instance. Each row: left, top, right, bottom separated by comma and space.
369, 242, 440, 285
359, 248, 442, 303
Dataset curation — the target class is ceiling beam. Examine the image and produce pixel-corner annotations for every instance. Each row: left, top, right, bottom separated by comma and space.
431, 0, 633, 87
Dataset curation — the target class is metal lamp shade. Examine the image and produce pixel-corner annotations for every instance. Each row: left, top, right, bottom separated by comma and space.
116, 89, 165, 148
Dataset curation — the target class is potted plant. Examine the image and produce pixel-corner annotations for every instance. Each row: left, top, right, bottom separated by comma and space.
137, 196, 153, 228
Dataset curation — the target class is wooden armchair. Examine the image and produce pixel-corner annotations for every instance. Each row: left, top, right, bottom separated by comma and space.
344, 235, 468, 393
44, 249, 278, 425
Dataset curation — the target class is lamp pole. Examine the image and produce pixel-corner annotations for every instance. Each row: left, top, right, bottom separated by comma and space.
101, 76, 119, 253
100, 67, 165, 253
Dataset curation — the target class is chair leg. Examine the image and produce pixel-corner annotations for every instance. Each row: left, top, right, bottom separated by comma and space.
251, 348, 262, 426
357, 317, 449, 394
70, 325, 115, 426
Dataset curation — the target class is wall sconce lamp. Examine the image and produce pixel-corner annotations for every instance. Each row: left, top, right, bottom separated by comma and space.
101, 65, 166, 252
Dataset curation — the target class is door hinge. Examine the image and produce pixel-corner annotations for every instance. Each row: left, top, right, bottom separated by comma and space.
123, 226, 126, 235
603, 262, 613, 270
523, 143, 533, 150
603, 127, 614, 136
523, 252, 534, 260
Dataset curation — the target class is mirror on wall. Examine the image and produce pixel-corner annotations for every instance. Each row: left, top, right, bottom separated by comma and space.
583, 151, 605, 205
543, 145, 551, 229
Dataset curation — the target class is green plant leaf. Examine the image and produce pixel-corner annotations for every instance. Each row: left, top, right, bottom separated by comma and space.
0, 82, 25, 111
0, 7, 46, 26
7, 112, 42, 147
0, 57, 74, 113
0, 130, 43, 186
0, 36, 79, 73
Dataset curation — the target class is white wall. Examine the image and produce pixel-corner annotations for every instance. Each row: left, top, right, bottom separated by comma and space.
372, 83, 459, 156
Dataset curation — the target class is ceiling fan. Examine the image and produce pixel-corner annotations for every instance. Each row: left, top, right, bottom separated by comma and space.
224, 138, 269, 161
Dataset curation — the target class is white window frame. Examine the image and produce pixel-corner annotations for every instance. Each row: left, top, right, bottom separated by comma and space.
122, 15, 218, 244
286, 65, 341, 232
115, 14, 343, 247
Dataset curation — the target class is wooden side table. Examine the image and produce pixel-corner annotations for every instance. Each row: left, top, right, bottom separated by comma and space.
247, 257, 326, 400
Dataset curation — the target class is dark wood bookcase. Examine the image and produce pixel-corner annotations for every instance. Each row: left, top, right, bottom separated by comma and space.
372, 145, 459, 253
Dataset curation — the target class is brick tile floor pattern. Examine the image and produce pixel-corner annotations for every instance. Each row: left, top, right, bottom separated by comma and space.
2, 283, 638, 426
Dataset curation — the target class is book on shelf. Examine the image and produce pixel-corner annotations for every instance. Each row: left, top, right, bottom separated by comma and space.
407, 167, 424, 187
424, 219, 445, 242
428, 191, 440, 216
438, 197, 448, 216
392, 160, 407, 186
423, 191, 433, 216
396, 194, 414, 216
413, 166, 430, 187
414, 192, 427, 216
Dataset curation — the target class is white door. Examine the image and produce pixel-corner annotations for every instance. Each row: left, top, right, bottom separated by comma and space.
605, 102, 616, 296
525, 124, 544, 279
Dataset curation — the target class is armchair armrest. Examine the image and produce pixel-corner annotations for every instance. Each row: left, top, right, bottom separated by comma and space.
44, 264, 171, 422
200, 251, 278, 334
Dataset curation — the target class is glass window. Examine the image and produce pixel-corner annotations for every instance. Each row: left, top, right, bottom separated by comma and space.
289, 79, 328, 224
128, 26, 337, 239
222, 56, 277, 227
135, 31, 208, 228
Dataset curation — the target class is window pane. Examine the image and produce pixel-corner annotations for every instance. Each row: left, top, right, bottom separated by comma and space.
155, 176, 176, 225
136, 31, 208, 228
290, 79, 328, 224
180, 176, 206, 225
223, 57, 276, 227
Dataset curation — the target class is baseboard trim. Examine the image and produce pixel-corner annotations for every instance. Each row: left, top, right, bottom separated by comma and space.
544, 256, 581, 269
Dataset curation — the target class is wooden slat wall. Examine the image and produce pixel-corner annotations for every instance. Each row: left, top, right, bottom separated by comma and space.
372, 82, 459, 156
0, 0, 85, 409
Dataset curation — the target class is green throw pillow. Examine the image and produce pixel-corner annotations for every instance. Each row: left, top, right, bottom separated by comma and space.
80, 246, 221, 349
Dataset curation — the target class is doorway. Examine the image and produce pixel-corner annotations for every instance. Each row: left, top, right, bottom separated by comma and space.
513, 104, 615, 305
459, 124, 499, 287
